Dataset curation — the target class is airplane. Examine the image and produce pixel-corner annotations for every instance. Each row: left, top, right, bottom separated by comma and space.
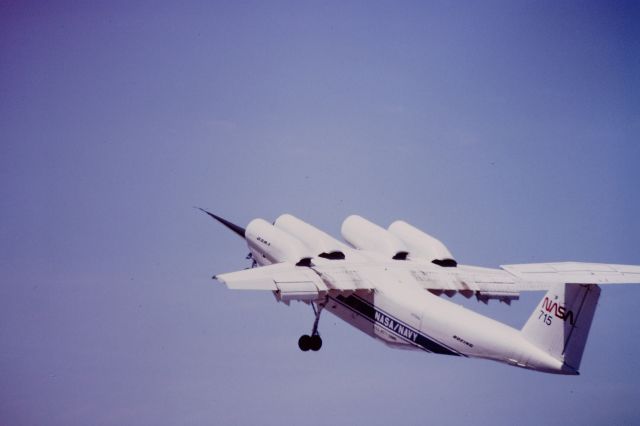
199, 208, 640, 375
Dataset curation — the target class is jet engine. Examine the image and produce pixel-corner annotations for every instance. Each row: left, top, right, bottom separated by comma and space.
245, 218, 313, 266
341, 215, 409, 260
274, 214, 347, 260
388, 220, 457, 267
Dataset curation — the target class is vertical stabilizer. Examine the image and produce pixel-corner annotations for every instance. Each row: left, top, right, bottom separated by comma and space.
522, 284, 600, 373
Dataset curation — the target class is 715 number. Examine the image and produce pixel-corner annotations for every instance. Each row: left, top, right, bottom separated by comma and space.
538, 310, 552, 325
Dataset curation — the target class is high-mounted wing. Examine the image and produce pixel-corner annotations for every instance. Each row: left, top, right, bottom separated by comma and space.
215, 264, 332, 303
501, 262, 640, 289
215, 260, 640, 306
373, 261, 640, 300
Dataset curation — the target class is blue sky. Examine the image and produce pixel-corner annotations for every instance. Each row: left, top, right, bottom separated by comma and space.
1, 1, 639, 425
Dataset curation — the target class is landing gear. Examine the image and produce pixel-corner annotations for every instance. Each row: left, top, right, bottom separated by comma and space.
298, 334, 322, 351
298, 299, 326, 352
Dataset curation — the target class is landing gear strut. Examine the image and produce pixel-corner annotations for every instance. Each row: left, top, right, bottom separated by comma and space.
298, 299, 325, 352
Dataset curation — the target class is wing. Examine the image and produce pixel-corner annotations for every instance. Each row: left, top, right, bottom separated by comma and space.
214, 261, 377, 304
215, 263, 342, 304
215, 261, 640, 305
398, 261, 640, 301
501, 262, 640, 289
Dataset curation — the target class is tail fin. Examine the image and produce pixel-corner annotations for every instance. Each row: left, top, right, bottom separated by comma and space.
522, 283, 600, 374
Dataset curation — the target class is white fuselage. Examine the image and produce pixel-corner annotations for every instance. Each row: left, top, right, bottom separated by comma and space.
324, 276, 565, 374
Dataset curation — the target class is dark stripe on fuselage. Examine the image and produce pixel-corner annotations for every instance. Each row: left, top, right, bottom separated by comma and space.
333, 295, 460, 356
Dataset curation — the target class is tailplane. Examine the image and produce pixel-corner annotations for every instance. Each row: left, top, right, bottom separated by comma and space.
522, 283, 600, 373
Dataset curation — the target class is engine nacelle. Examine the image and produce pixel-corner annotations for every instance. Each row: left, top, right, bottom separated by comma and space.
245, 218, 313, 266
388, 220, 457, 267
274, 214, 347, 260
341, 215, 409, 259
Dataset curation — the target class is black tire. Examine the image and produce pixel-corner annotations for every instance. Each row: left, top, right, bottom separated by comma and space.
298, 334, 311, 351
310, 335, 322, 351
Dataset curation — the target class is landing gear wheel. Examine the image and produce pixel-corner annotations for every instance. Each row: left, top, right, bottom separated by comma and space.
299, 298, 328, 353
309, 335, 322, 351
298, 334, 311, 351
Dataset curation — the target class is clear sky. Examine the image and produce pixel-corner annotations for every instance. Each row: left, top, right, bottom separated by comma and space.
1, 1, 639, 425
